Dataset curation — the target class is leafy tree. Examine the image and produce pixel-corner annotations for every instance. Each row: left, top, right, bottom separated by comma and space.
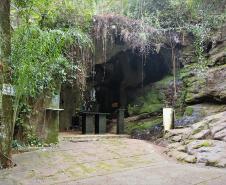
10, 0, 93, 146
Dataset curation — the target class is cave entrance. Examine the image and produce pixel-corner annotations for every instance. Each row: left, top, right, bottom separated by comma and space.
94, 48, 171, 117
58, 47, 172, 133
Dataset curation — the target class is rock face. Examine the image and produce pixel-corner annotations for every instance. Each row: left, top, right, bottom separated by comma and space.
185, 65, 226, 103
175, 103, 226, 127
166, 27, 226, 168
181, 26, 226, 104
166, 111, 226, 168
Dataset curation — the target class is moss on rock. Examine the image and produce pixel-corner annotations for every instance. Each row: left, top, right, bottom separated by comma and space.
128, 75, 174, 116
184, 107, 194, 116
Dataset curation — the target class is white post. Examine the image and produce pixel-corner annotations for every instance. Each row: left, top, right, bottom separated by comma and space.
163, 108, 174, 131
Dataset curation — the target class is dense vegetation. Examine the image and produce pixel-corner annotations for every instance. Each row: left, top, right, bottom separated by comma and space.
11, 0, 226, 100
0, 0, 225, 168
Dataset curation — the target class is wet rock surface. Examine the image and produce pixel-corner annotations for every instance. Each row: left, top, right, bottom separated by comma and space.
166, 111, 226, 168
175, 103, 226, 127
131, 123, 163, 141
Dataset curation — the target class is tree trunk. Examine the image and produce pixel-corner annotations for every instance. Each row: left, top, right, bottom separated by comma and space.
0, 0, 14, 168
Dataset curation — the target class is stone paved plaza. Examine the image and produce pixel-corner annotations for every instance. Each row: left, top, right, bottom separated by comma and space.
0, 136, 226, 185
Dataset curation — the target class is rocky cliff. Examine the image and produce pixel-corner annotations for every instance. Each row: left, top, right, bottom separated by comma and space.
125, 25, 226, 168
164, 25, 226, 168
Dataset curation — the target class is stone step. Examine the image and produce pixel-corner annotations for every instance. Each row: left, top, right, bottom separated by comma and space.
59, 133, 130, 142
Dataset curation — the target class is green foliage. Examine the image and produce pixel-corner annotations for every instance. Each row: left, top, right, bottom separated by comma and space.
26, 132, 43, 147
188, 25, 209, 74
12, 134, 43, 148
53, 0, 95, 31
15, 102, 31, 128
12, 25, 72, 98
12, 0, 94, 99
13, 0, 55, 24
95, 0, 226, 63
10, 0, 94, 146
126, 0, 226, 29
13, 24, 92, 96
12, 140, 24, 150
13, 0, 96, 30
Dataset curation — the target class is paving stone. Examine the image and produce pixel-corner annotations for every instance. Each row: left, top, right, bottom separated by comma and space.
1, 136, 226, 185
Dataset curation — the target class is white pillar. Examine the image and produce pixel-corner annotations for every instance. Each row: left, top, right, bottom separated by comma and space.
163, 108, 174, 131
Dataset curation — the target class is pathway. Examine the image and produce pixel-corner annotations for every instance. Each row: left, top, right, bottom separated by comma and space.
0, 135, 226, 185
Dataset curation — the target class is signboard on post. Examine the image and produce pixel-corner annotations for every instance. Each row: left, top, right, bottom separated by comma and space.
49, 94, 60, 109
2, 84, 15, 96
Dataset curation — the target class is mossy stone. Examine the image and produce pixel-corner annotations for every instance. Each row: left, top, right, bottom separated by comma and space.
184, 107, 194, 116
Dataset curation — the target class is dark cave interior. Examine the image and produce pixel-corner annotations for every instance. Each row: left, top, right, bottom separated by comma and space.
59, 46, 173, 131
94, 48, 172, 115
